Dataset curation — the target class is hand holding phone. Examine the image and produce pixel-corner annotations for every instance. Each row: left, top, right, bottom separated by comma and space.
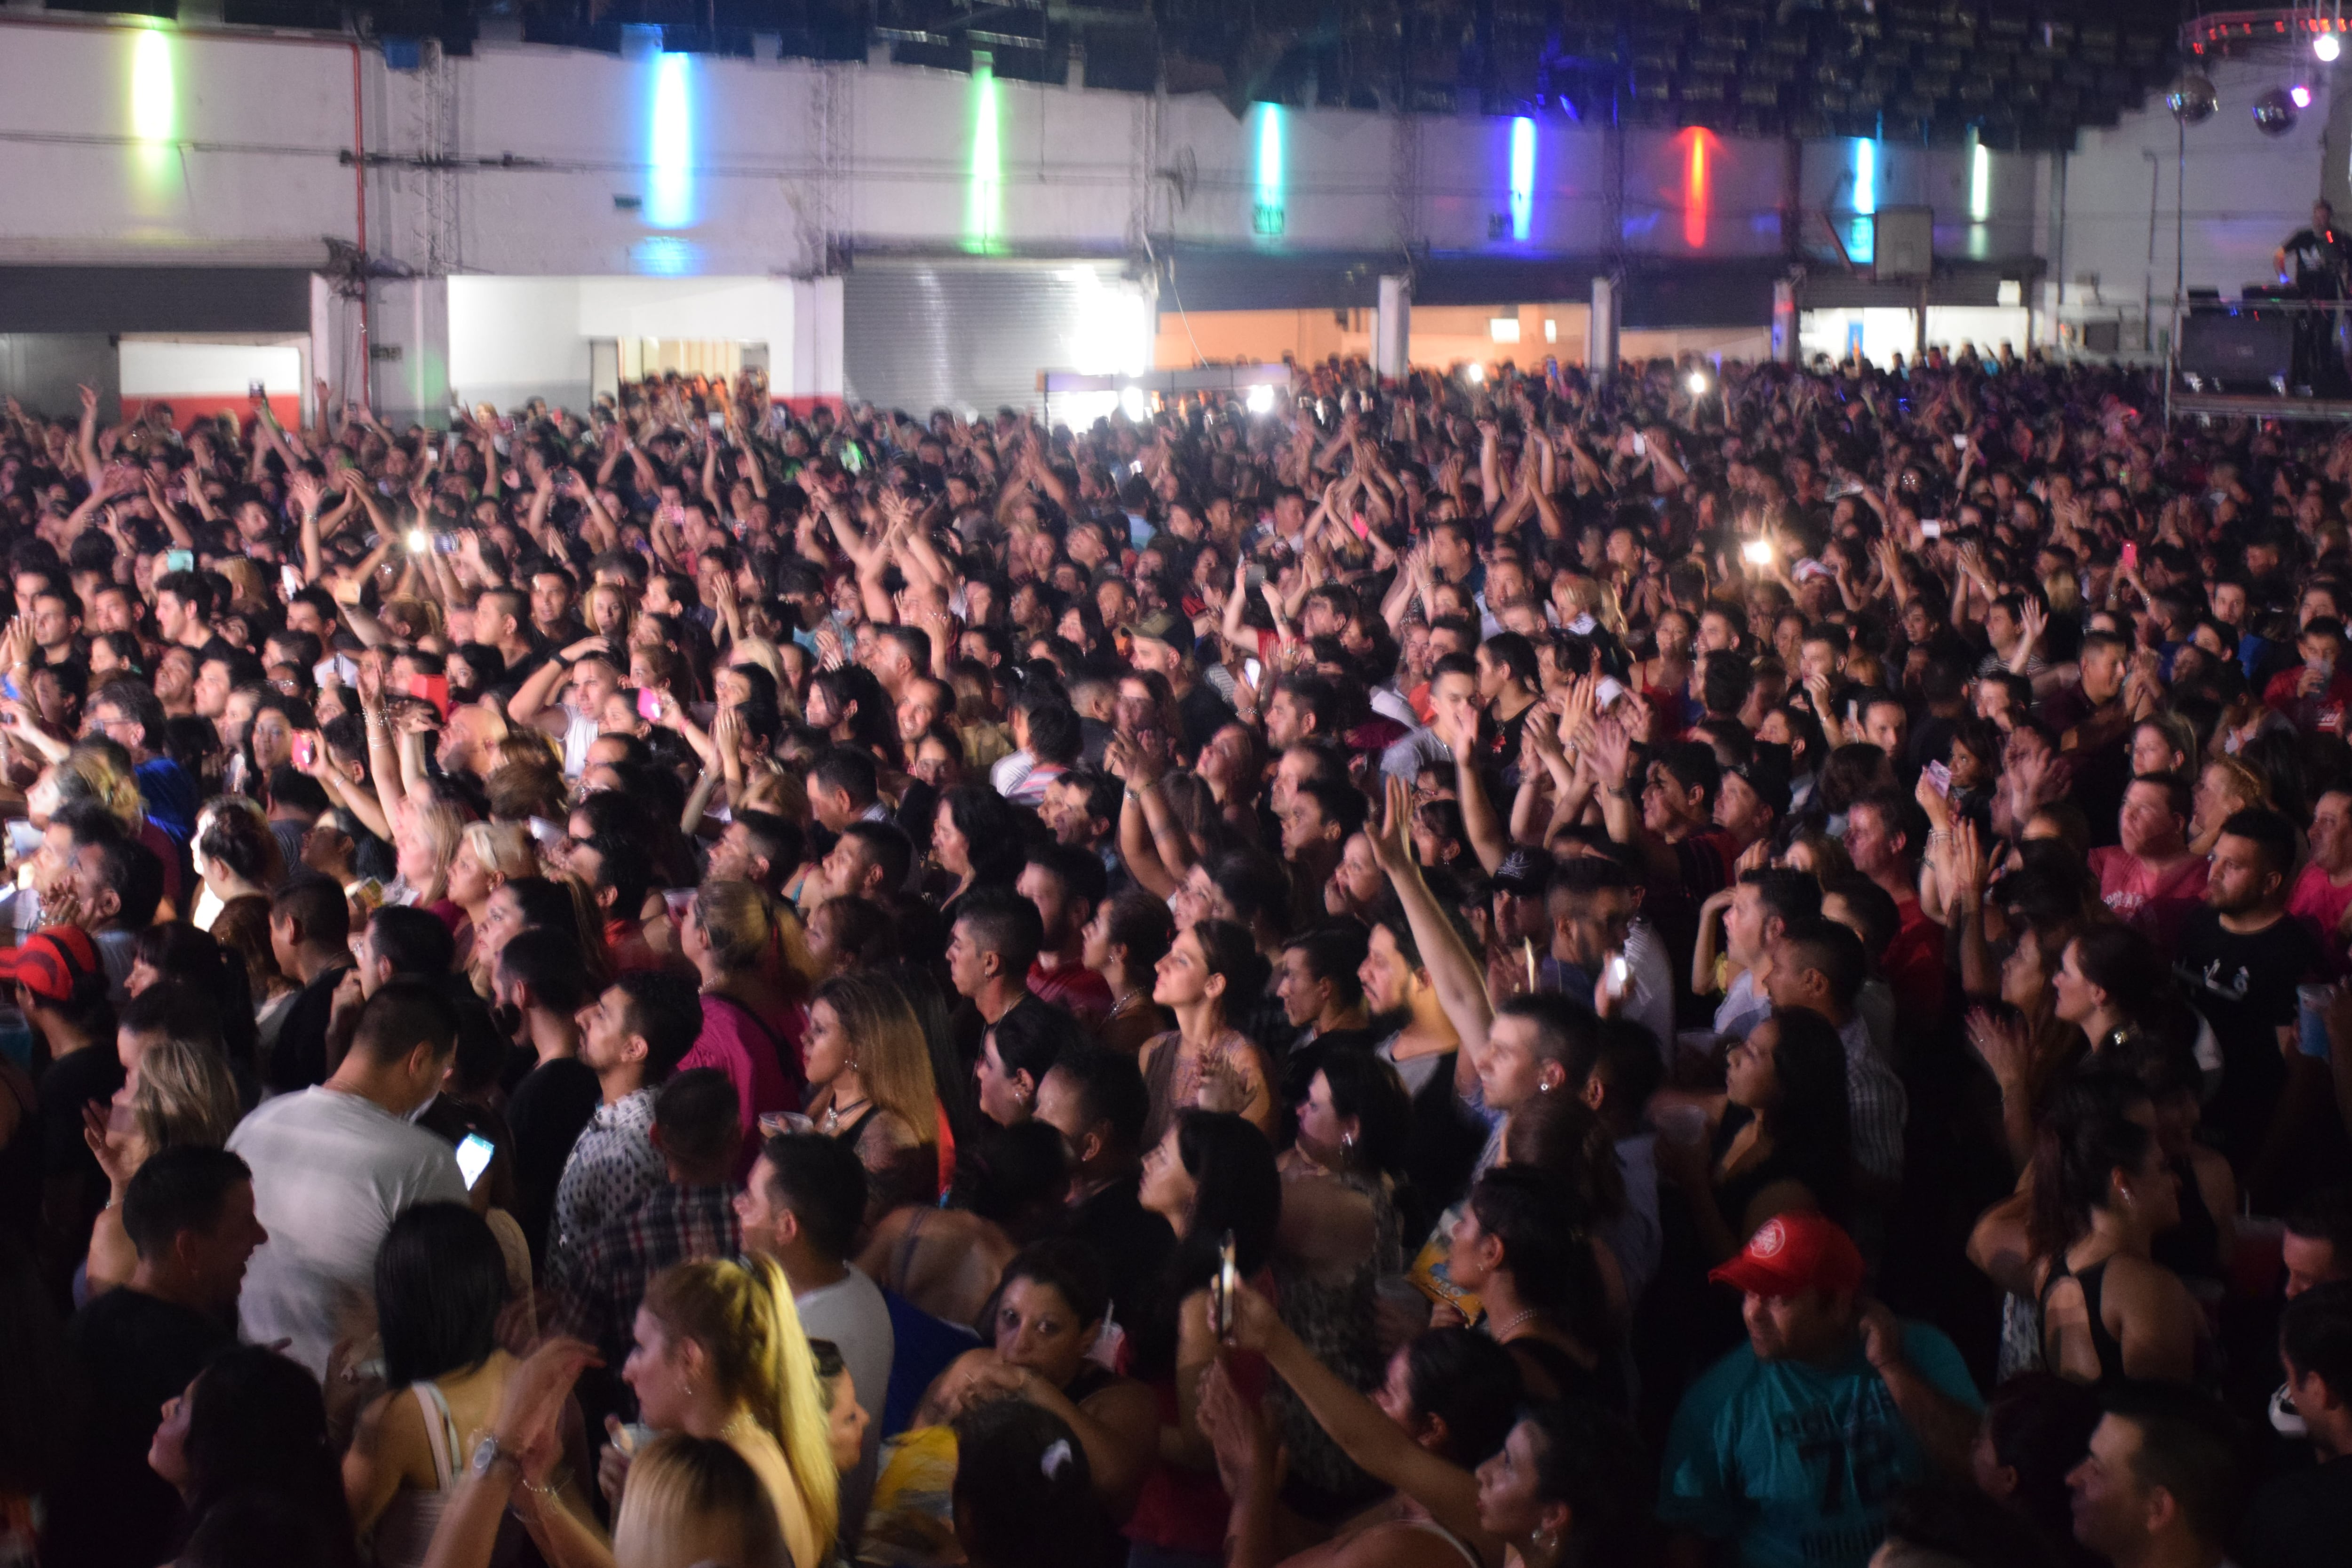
1211, 1231, 1240, 1338
455, 1133, 494, 1189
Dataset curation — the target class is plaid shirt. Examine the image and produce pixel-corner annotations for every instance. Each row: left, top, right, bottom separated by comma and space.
549, 1088, 663, 1276
1838, 1014, 1909, 1185
547, 1182, 742, 1365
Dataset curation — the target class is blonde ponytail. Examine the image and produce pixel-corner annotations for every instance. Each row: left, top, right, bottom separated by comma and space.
743, 1254, 840, 1559
643, 1256, 840, 1562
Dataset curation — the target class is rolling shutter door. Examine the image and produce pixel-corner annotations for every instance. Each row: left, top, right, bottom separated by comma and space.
842, 259, 1131, 417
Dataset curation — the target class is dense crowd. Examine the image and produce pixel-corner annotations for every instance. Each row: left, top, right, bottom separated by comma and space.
0, 348, 2346, 1568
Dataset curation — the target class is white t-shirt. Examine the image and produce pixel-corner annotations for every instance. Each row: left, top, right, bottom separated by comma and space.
796, 1265, 894, 1546
228, 1086, 469, 1377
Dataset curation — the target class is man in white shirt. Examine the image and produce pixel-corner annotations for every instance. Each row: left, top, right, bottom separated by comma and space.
737, 1132, 895, 1546
227, 979, 468, 1377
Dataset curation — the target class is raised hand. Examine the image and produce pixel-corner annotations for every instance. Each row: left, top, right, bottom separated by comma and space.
1368, 773, 1415, 876
1950, 817, 1990, 914
1588, 713, 1634, 789
1965, 1008, 2033, 1094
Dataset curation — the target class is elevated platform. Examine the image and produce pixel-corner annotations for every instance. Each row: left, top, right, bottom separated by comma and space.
2169, 391, 2352, 422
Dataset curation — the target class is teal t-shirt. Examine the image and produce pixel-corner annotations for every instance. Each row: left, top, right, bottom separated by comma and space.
1657, 1324, 1982, 1568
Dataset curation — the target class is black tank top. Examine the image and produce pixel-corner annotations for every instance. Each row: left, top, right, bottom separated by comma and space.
2040, 1254, 2128, 1388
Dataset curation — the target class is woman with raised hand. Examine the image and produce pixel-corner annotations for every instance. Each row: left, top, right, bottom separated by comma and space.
419, 1341, 792, 1568
453, 1256, 840, 1568
1200, 1293, 1527, 1568
344, 1203, 594, 1568
1137, 919, 1276, 1145
81, 1034, 241, 1294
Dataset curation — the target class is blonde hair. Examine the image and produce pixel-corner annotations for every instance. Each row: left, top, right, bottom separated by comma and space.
459, 821, 539, 890
730, 638, 787, 693
2203, 755, 2270, 813
641, 1258, 838, 1562
2043, 571, 2082, 615
398, 800, 467, 906
52, 745, 145, 835
612, 1433, 789, 1568
696, 879, 784, 975
811, 971, 938, 1141
129, 1037, 242, 1155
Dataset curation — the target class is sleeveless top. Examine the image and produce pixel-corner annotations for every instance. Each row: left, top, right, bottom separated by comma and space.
371, 1384, 526, 1568
2038, 1255, 2129, 1389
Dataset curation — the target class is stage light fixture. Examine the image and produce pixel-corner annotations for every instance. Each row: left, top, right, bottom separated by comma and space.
2291, 84, 2313, 109
2320, 33, 2342, 62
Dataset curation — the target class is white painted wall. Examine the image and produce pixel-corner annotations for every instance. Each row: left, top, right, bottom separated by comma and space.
2056, 58, 2335, 327
0, 16, 2041, 281
0, 22, 360, 265
119, 338, 303, 394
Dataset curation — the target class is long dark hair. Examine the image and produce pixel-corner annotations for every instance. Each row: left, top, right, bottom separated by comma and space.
134, 921, 260, 1073
1400, 1328, 1523, 1468
1754, 1007, 1853, 1224
1468, 1167, 1613, 1354
2028, 1072, 2156, 1260
1131, 1111, 1279, 1380
941, 785, 1027, 889
813, 663, 902, 768
181, 1346, 358, 1567
1313, 1047, 1412, 1180
1189, 917, 1271, 1035
1517, 1401, 1647, 1567
952, 1400, 1118, 1568
374, 1202, 509, 1390
2066, 924, 2175, 1034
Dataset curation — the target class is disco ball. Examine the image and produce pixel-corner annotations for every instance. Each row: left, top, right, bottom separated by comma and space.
2168, 75, 2217, 124
2253, 86, 2299, 136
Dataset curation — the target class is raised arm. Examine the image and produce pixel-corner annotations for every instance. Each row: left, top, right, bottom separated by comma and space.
1367, 774, 1491, 1065
1222, 1283, 1502, 1568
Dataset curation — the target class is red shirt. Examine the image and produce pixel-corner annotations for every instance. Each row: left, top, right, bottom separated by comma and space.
1029, 959, 1114, 1027
2288, 862, 2352, 973
603, 917, 664, 977
1882, 894, 1947, 1027
2089, 847, 2211, 958
2261, 666, 2352, 735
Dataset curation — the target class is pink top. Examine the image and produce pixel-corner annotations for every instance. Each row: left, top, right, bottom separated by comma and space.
682, 992, 805, 1178
2090, 847, 2210, 959
2288, 862, 2352, 973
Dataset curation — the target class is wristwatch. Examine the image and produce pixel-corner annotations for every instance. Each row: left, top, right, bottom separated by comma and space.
471, 1433, 520, 1481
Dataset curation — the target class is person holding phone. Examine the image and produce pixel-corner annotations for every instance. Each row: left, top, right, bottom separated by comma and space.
2263, 618, 2352, 737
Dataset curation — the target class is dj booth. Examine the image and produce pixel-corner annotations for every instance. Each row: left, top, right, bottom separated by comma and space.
2170, 287, 2352, 422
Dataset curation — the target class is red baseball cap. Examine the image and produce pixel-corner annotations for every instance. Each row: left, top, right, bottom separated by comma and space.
0, 927, 105, 1005
1708, 1212, 1865, 1298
